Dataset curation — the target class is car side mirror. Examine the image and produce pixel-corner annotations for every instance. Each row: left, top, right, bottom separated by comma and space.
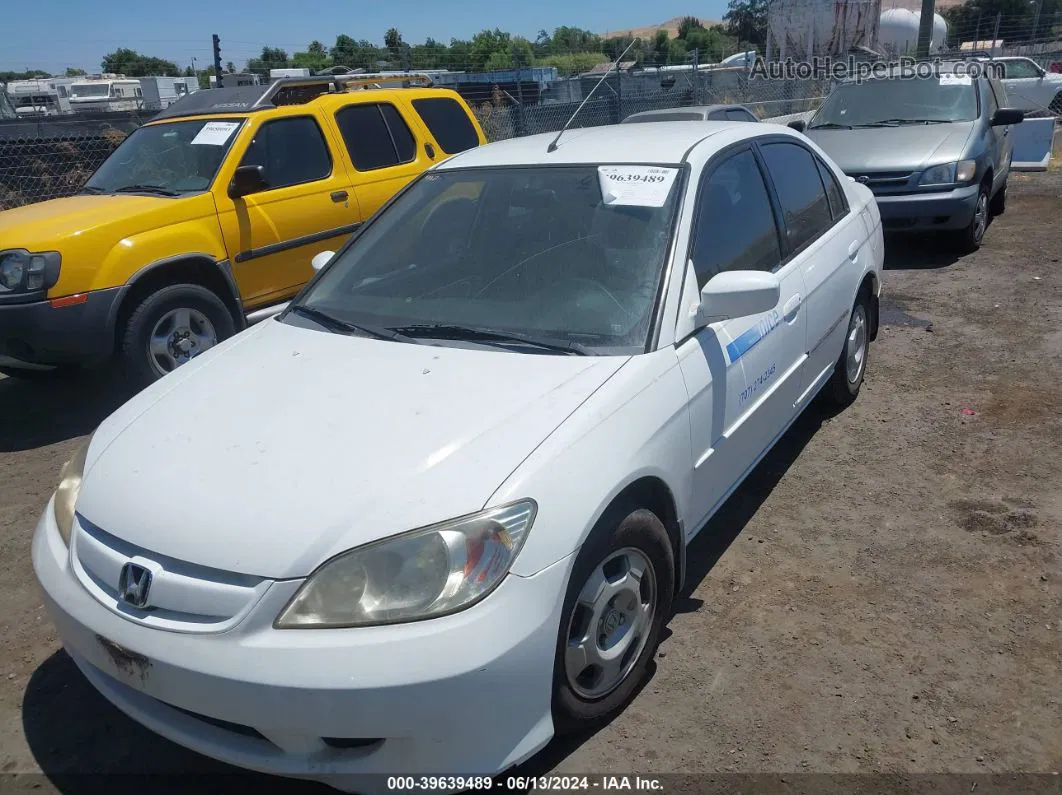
788, 119, 806, 132
311, 250, 334, 272
991, 107, 1024, 126
695, 270, 781, 328
228, 164, 267, 199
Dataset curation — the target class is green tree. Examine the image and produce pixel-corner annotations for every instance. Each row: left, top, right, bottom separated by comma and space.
678, 16, 707, 41
652, 30, 671, 66
293, 40, 331, 72
331, 35, 384, 71
684, 26, 739, 62
65, 67, 87, 77
226, 61, 236, 73
101, 48, 180, 76
384, 28, 404, 56
534, 53, 606, 76
723, 0, 768, 48
549, 26, 602, 54
470, 28, 512, 70
0, 69, 50, 81
941, 0, 1060, 43
602, 35, 637, 61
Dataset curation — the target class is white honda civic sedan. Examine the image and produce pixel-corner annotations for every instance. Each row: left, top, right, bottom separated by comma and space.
33, 121, 883, 791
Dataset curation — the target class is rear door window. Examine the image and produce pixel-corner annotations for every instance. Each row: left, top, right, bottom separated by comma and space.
335, 103, 418, 171
411, 97, 480, 154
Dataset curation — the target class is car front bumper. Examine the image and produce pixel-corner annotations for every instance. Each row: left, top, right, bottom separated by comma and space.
0, 287, 121, 367
32, 498, 571, 792
872, 183, 981, 232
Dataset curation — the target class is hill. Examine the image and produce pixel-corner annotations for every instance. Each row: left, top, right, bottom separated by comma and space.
599, 16, 724, 40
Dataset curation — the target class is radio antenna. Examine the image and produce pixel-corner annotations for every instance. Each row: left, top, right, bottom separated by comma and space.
547, 39, 637, 153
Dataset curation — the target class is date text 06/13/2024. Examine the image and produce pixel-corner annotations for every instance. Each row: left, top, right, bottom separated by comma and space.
385, 776, 665, 791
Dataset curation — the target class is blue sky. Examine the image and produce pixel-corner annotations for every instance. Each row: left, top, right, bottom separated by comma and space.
5, 0, 732, 75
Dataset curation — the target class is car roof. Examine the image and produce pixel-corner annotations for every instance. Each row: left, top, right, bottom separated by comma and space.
437, 121, 763, 168
624, 104, 752, 121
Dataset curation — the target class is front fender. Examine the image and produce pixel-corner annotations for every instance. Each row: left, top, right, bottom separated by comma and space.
489, 350, 694, 578
93, 212, 228, 294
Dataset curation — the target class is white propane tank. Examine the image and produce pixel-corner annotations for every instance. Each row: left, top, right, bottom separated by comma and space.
878, 8, 948, 55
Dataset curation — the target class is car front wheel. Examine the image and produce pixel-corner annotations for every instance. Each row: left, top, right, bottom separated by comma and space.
120, 283, 235, 388
552, 505, 674, 734
953, 182, 990, 253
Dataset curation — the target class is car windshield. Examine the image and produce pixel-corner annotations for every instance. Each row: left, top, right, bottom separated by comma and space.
84, 118, 244, 195
809, 75, 979, 127
291, 164, 683, 355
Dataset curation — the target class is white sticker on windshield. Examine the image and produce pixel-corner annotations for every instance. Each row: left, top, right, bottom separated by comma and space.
598, 166, 679, 207
191, 121, 240, 146
939, 74, 972, 86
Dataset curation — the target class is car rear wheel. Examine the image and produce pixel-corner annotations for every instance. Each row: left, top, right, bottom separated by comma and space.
120, 283, 235, 389
825, 291, 870, 408
552, 504, 674, 735
952, 182, 990, 253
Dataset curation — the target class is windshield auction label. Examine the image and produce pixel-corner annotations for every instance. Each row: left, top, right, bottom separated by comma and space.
598, 166, 678, 207
939, 74, 973, 86
191, 121, 240, 146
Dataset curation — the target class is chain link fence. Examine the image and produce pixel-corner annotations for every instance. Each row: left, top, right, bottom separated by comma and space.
3, 34, 1059, 210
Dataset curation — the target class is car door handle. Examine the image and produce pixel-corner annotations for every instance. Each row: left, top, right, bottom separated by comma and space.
783, 294, 801, 321
848, 240, 860, 260
330, 190, 349, 203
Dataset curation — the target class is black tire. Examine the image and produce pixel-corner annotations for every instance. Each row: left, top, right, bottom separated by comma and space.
119, 283, 235, 389
951, 181, 990, 253
825, 290, 871, 408
552, 504, 675, 735
989, 180, 1007, 217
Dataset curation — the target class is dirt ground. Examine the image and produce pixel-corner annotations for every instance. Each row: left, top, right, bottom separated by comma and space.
0, 143, 1059, 793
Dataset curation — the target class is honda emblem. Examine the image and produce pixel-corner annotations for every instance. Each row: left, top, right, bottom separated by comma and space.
118, 563, 152, 608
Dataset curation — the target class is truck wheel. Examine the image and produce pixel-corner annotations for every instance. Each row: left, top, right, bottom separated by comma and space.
952, 181, 990, 253
120, 283, 234, 388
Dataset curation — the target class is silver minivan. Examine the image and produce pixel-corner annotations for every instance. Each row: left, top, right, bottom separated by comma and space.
790, 61, 1024, 252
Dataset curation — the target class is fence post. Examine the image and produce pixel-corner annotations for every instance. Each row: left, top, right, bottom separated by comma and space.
614, 63, 623, 124
692, 48, 700, 105
515, 64, 526, 137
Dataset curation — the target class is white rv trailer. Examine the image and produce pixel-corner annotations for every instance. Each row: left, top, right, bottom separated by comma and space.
68, 75, 144, 112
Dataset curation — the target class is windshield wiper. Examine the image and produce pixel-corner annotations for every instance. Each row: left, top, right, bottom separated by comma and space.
112, 184, 181, 197
388, 323, 591, 355
807, 122, 852, 130
79, 185, 106, 194
856, 118, 949, 127
289, 305, 416, 343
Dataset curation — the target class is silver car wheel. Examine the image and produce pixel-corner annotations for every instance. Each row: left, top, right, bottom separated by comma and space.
564, 547, 657, 700
148, 307, 217, 377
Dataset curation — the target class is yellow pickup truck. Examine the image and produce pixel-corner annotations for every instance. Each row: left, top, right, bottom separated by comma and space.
0, 73, 485, 386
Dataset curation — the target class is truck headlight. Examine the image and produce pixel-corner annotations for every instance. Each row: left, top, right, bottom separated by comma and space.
275, 500, 537, 629
54, 432, 94, 546
919, 160, 976, 186
0, 250, 61, 294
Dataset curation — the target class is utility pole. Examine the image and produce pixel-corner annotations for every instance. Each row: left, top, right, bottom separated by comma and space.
1032, 0, 1044, 40
212, 34, 223, 85
915, 0, 936, 58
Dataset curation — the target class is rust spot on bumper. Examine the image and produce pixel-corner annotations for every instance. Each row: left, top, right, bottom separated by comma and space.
96, 635, 152, 683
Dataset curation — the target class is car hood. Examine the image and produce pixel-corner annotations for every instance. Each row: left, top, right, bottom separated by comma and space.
77, 319, 629, 579
804, 122, 976, 172
0, 193, 218, 264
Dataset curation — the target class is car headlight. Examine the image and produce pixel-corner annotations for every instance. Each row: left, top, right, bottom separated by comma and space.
920, 160, 976, 186
0, 250, 61, 294
275, 500, 538, 629
54, 432, 94, 546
